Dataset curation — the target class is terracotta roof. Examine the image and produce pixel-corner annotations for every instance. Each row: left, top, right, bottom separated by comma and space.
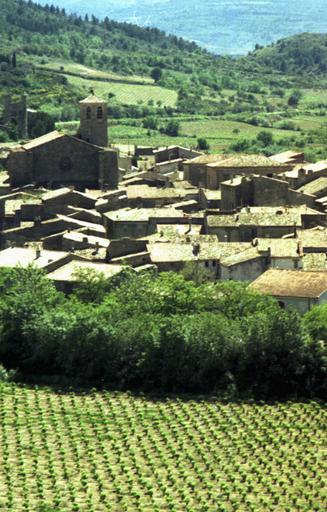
250, 269, 327, 298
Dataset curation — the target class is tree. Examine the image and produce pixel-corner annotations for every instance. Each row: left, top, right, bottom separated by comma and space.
163, 119, 180, 137
143, 117, 158, 130
257, 130, 273, 147
12, 51, 17, 68
151, 67, 163, 83
197, 138, 210, 151
288, 89, 302, 107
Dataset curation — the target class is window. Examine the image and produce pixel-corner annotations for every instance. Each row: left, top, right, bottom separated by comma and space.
212, 261, 217, 267
86, 107, 92, 120
205, 261, 209, 268
97, 106, 103, 119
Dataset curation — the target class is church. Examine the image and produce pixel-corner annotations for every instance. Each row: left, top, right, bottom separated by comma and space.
6, 93, 119, 190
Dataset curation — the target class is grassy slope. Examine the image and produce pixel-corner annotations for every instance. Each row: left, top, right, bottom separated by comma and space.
1, 2, 327, 159
0, 382, 325, 511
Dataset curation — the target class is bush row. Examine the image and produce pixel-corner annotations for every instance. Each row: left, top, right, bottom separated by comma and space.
0, 267, 325, 398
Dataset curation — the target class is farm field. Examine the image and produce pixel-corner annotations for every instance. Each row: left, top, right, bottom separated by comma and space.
0, 383, 325, 512
64, 75, 178, 108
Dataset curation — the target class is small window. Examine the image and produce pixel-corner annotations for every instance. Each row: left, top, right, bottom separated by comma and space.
97, 106, 103, 119
205, 261, 209, 268
86, 107, 92, 120
212, 261, 217, 267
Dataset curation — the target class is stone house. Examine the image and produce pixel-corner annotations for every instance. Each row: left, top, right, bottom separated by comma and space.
250, 269, 327, 313
206, 155, 292, 190
125, 185, 198, 208
220, 175, 317, 211
183, 154, 229, 187
270, 150, 305, 165
154, 146, 202, 164
42, 188, 96, 217
103, 208, 202, 240
220, 247, 268, 282
282, 161, 327, 190
205, 206, 324, 242
298, 177, 327, 198
146, 241, 252, 279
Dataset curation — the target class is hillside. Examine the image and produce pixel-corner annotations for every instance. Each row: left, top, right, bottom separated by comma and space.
0, 0, 233, 115
2, 1, 327, 161
37, 0, 327, 55
247, 33, 327, 75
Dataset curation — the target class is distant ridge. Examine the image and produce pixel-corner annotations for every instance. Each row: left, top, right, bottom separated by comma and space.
36, 0, 327, 55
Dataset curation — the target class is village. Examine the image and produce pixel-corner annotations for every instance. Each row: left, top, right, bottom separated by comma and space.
1, 93, 327, 313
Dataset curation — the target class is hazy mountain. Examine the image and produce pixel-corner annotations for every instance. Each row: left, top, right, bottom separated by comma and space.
36, 0, 327, 55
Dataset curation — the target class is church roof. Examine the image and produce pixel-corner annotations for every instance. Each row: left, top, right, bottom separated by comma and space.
79, 94, 107, 104
22, 131, 65, 150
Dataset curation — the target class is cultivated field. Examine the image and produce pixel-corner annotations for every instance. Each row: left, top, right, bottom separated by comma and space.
64, 75, 177, 108
0, 383, 325, 511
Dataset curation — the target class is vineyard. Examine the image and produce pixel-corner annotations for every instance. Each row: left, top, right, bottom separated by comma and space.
0, 384, 325, 511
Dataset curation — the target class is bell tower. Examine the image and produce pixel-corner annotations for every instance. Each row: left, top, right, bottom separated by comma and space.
78, 92, 108, 147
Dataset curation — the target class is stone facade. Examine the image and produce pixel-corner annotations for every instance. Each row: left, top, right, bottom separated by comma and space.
7, 132, 118, 190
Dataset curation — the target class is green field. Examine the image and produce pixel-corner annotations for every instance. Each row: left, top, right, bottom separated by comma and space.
34, 60, 154, 85
0, 383, 325, 512
64, 75, 178, 108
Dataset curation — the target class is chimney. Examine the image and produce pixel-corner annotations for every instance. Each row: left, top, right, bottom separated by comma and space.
35, 247, 41, 259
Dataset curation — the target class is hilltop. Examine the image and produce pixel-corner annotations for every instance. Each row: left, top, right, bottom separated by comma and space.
247, 33, 327, 75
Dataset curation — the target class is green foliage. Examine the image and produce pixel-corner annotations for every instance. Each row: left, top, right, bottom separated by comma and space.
150, 67, 163, 83
250, 33, 327, 75
0, 267, 324, 398
197, 137, 210, 150
163, 119, 180, 136
288, 89, 303, 107
257, 130, 274, 146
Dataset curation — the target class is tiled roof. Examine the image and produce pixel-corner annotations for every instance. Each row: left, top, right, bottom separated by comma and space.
184, 154, 229, 165
298, 177, 327, 196
147, 242, 250, 263
207, 154, 286, 168
22, 131, 65, 150
250, 269, 327, 298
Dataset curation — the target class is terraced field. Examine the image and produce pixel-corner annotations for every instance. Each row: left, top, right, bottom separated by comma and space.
0, 383, 325, 512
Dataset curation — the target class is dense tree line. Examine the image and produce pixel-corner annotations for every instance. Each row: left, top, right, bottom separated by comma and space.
0, 267, 325, 399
